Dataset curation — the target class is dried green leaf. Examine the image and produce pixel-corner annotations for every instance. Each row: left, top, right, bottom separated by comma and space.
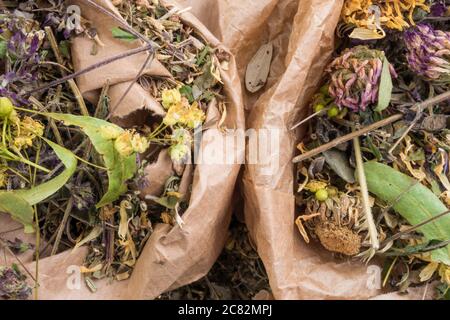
46, 113, 136, 208
364, 162, 450, 264
375, 56, 393, 112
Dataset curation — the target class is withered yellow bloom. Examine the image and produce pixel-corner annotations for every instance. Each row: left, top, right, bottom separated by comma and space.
342, 0, 429, 33
161, 88, 182, 109
114, 131, 134, 157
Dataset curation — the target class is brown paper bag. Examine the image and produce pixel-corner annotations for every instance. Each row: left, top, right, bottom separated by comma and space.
175, 0, 432, 299
1, 0, 244, 300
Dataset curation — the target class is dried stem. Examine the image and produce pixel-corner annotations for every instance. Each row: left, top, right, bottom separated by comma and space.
21, 44, 153, 97
353, 135, 379, 250
293, 89, 450, 163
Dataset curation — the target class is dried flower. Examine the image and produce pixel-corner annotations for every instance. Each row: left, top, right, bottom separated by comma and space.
342, 0, 429, 32
114, 131, 134, 157
326, 45, 396, 111
163, 98, 206, 128
161, 88, 182, 109
99, 125, 122, 140
11, 116, 44, 150
131, 133, 149, 154
404, 23, 450, 82
168, 143, 190, 162
0, 266, 31, 300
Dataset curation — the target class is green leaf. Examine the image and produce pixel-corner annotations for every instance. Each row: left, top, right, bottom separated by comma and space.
15, 140, 77, 205
0, 193, 34, 233
46, 113, 137, 208
0, 140, 77, 233
374, 56, 393, 112
364, 162, 450, 264
111, 27, 137, 42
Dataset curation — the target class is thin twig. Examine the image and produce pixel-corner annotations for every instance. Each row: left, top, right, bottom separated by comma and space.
44, 26, 89, 116
293, 89, 450, 163
0, 238, 36, 282
381, 209, 450, 247
21, 44, 153, 97
293, 114, 403, 163
83, 0, 152, 44
106, 52, 154, 120
50, 198, 74, 256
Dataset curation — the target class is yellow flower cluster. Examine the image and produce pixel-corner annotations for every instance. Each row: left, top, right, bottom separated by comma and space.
342, 0, 429, 31
11, 116, 44, 151
113, 130, 149, 157
161, 89, 206, 129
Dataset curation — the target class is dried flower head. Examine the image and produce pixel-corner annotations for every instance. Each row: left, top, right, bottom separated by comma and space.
11, 116, 44, 150
342, 0, 429, 32
326, 45, 396, 111
404, 23, 450, 82
131, 133, 149, 154
0, 266, 31, 300
163, 98, 206, 128
161, 88, 182, 109
114, 131, 134, 157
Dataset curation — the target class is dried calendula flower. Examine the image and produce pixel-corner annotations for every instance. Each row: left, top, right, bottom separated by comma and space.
342, 0, 429, 32
404, 23, 450, 83
327, 45, 397, 111
161, 88, 182, 109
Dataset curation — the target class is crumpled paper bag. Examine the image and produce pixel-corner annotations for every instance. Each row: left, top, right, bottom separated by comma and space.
1, 0, 244, 300
175, 0, 433, 300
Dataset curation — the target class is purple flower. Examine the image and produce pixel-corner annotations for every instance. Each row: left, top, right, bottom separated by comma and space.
404, 23, 450, 82
430, 1, 447, 17
326, 46, 397, 112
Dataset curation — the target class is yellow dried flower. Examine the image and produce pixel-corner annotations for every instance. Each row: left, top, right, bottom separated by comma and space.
11, 116, 44, 150
184, 101, 206, 129
99, 125, 122, 140
114, 131, 134, 157
21, 116, 44, 137
342, 0, 429, 33
305, 180, 328, 193
163, 99, 206, 128
131, 133, 149, 154
161, 88, 182, 109
168, 143, 190, 162
439, 264, 450, 286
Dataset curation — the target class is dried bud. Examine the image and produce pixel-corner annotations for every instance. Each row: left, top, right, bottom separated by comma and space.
404, 24, 450, 82
0, 97, 14, 118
